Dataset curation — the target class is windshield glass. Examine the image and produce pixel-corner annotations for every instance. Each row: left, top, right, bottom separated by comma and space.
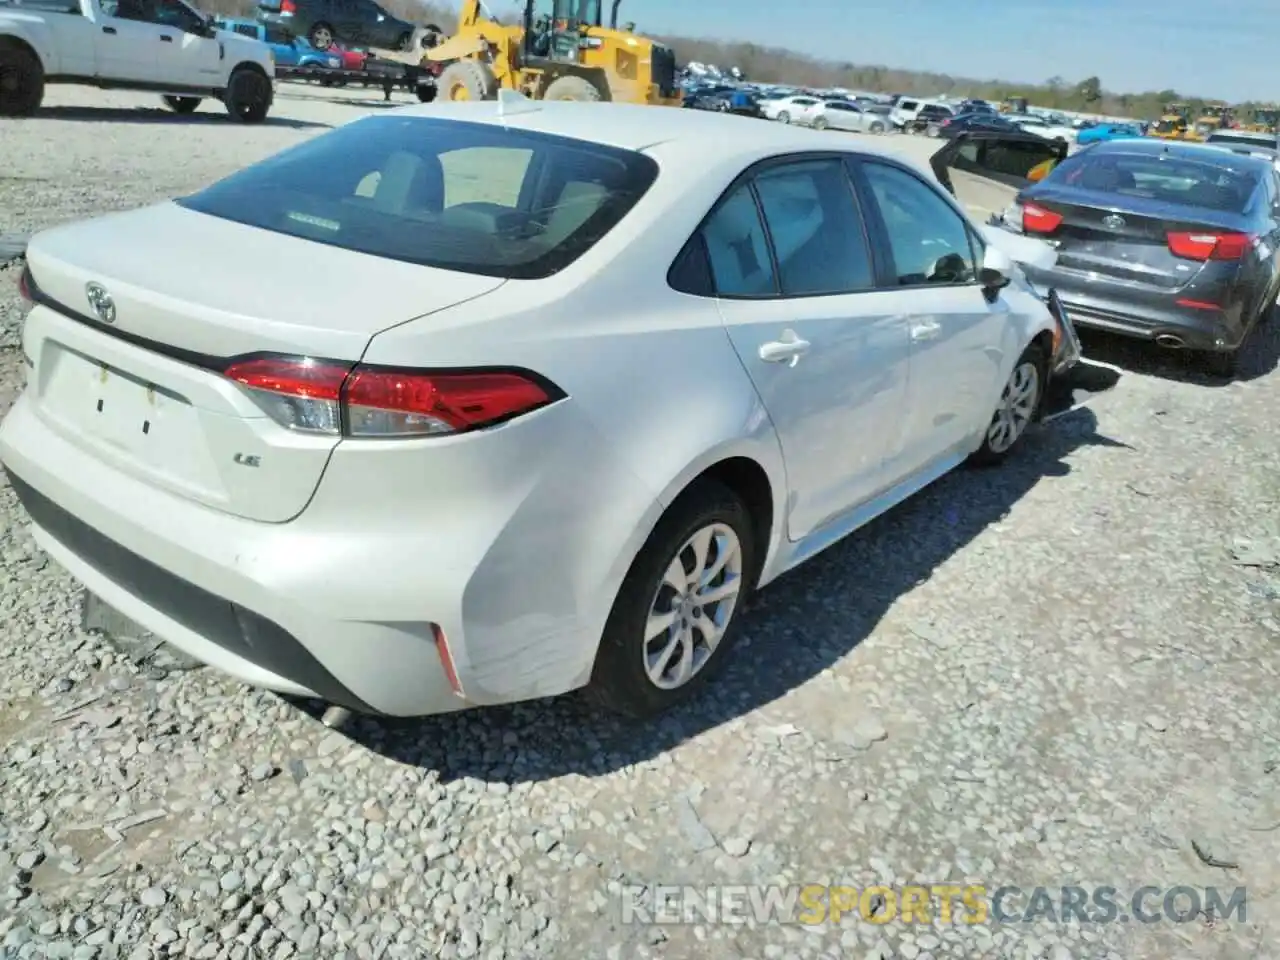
1043, 151, 1259, 212
1155, 119, 1180, 134
176, 115, 659, 280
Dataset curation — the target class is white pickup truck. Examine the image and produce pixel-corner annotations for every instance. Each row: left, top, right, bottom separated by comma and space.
0, 0, 275, 120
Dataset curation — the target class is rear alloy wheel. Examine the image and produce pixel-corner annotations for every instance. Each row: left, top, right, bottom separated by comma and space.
777, 110, 791, 123
811, 115, 827, 131
869, 120, 886, 133
970, 343, 1046, 466
586, 479, 755, 718
162, 95, 201, 114
0, 39, 45, 117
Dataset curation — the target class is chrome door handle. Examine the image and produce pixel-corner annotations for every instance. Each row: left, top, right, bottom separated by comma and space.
910, 320, 941, 341
759, 330, 811, 366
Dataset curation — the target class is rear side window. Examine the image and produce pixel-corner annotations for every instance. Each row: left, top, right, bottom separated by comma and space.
1043, 151, 1259, 212
700, 184, 777, 296
176, 115, 659, 280
672, 158, 875, 299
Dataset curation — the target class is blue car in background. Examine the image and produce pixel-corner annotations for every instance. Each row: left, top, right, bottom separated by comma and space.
1075, 123, 1144, 146
213, 17, 342, 72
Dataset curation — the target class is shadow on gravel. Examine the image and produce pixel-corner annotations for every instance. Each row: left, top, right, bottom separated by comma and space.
31, 107, 331, 130
297, 403, 1128, 784
275, 95, 406, 109
1076, 310, 1280, 386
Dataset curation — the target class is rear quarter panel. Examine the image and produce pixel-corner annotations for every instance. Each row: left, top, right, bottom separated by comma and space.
0, 1, 98, 76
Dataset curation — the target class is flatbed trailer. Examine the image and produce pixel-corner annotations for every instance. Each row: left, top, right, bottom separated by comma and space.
275, 46, 441, 101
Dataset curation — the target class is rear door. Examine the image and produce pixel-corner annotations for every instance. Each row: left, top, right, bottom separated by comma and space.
95, 0, 163, 82
695, 157, 911, 540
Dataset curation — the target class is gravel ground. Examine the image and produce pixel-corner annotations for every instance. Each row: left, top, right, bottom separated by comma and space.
3, 84, 1280, 960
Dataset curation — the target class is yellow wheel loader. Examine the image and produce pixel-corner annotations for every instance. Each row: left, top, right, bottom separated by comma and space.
424, 0, 680, 106
1150, 102, 1193, 140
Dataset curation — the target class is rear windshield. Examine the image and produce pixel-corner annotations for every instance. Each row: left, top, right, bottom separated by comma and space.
1042, 150, 1259, 212
1207, 133, 1279, 149
176, 115, 659, 280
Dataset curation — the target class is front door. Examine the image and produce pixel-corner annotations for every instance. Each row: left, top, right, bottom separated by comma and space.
855, 158, 1010, 475
150, 0, 221, 86
707, 158, 910, 540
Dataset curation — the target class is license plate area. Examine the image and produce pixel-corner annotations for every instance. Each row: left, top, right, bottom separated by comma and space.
36, 341, 227, 498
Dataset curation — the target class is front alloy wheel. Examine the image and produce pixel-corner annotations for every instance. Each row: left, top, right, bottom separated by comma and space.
645, 523, 744, 690
970, 342, 1045, 466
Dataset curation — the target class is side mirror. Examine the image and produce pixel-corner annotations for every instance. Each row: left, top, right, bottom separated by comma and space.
978, 244, 1014, 302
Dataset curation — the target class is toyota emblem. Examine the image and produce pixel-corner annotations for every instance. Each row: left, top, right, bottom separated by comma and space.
85, 282, 115, 325
1101, 214, 1126, 230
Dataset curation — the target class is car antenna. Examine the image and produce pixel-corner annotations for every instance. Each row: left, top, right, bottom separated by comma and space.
496, 88, 539, 128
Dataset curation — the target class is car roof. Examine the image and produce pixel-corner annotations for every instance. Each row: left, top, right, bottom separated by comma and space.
388, 99, 910, 162
1083, 137, 1275, 171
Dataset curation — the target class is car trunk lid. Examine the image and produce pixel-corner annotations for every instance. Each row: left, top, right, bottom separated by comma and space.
1012, 186, 1251, 290
22, 202, 505, 523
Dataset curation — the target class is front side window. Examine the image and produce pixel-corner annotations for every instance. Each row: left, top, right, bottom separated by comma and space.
177, 115, 659, 279
753, 160, 874, 296
151, 0, 200, 29
862, 162, 978, 287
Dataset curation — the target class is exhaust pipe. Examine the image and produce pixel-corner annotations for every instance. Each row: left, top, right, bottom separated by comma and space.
1155, 334, 1185, 349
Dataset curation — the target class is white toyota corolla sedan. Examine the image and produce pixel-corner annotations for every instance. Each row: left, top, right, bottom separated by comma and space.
0, 98, 1079, 720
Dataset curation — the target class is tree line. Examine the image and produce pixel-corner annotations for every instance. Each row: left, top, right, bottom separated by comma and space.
201, 0, 1266, 121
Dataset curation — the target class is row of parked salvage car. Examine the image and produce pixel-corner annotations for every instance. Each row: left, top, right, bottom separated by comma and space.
1, 101, 1276, 732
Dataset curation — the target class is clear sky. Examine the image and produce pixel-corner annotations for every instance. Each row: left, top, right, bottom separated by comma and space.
613, 0, 1277, 102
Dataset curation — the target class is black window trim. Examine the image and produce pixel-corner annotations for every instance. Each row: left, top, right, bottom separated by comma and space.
848, 156, 985, 292
665, 150, 885, 302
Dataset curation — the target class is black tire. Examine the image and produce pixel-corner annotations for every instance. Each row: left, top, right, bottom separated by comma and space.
542, 75, 602, 101
308, 22, 335, 50
436, 59, 497, 101
811, 116, 827, 131
1201, 348, 1239, 379
161, 95, 201, 114
0, 39, 45, 117
969, 342, 1047, 467
777, 110, 790, 124
415, 82, 436, 103
224, 67, 272, 124
869, 120, 885, 134
586, 479, 757, 718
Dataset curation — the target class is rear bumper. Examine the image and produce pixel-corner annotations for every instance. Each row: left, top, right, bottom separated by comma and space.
1023, 268, 1250, 352
0, 386, 661, 717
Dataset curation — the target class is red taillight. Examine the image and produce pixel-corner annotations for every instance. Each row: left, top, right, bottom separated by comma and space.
17, 265, 33, 303
280, 0, 296, 11
1166, 231, 1252, 261
222, 355, 558, 438
1021, 203, 1063, 234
